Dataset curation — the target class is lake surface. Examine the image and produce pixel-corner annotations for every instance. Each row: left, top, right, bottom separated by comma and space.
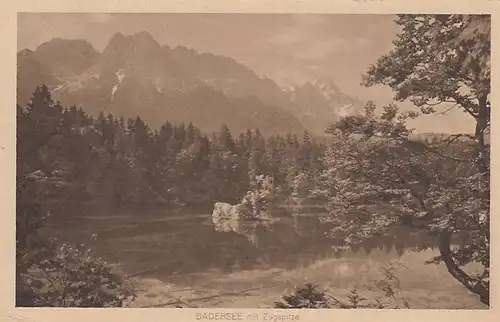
45, 206, 440, 277
42, 206, 486, 308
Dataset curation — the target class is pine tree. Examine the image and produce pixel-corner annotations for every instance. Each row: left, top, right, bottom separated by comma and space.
219, 123, 235, 152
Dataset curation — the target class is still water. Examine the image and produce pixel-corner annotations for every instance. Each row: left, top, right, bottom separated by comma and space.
42, 206, 487, 308
45, 208, 439, 278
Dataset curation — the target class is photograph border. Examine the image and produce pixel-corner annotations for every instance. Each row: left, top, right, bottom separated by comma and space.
1, 1, 498, 321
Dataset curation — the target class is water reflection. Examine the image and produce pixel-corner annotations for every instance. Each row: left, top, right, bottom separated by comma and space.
47, 207, 444, 280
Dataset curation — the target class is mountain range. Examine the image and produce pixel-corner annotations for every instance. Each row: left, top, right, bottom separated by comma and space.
17, 31, 365, 135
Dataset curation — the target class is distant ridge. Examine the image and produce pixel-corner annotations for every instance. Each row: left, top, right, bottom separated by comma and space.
17, 31, 364, 135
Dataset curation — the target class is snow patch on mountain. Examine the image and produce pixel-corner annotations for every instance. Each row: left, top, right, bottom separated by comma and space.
315, 81, 342, 102
111, 70, 126, 101
51, 84, 67, 94
337, 104, 357, 117
282, 84, 298, 93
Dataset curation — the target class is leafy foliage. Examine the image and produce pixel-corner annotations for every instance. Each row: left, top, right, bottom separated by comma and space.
318, 102, 489, 305
290, 172, 310, 209
16, 86, 135, 307
274, 283, 330, 309
275, 263, 410, 309
240, 174, 280, 219
212, 174, 280, 247
319, 14, 490, 306
18, 241, 135, 307
363, 14, 490, 120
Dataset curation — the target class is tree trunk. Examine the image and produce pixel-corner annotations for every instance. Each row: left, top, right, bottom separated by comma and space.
438, 230, 489, 306
475, 95, 489, 175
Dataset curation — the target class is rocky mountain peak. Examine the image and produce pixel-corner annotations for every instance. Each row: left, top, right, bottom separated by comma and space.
17, 32, 366, 136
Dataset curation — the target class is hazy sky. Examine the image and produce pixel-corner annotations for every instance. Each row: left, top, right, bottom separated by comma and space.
18, 13, 475, 134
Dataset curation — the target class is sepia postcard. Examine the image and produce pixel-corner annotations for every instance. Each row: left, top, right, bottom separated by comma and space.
0, 1, 498, 322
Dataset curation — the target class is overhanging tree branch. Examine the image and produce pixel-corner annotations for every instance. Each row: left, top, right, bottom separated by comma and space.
438, 230, 489, 306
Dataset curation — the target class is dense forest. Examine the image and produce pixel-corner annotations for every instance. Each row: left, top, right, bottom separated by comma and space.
18, 85, 326, 216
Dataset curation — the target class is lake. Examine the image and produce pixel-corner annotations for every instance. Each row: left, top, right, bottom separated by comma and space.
42, 206, 487, 309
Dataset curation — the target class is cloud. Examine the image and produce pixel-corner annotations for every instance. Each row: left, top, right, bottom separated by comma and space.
267, 16, 372, 64
294, 39, 349, 61
88, 13, 114, 24
267, 15, 327, 45
289, 14, 329, 29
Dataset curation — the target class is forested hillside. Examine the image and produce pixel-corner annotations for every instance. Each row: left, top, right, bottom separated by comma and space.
18, 85, 326, 215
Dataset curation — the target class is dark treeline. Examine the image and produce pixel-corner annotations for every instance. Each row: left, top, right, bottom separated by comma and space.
18, 85, 326, 217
